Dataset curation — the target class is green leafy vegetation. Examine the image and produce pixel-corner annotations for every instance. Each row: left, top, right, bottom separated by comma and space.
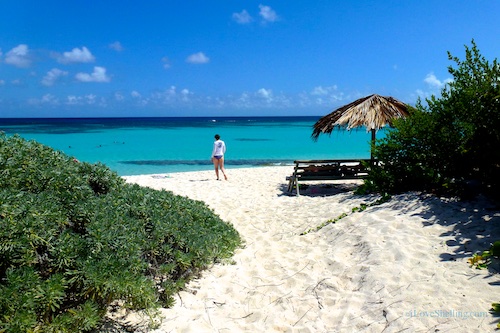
300, 213, 348, 235
492, 302, 500, 328
468, 241, 500, 328
362, 41, 500, 328
359, 40, 500, 327
0, 134, 241, 332
468, 241, 500, 269
362, 40, 500, 199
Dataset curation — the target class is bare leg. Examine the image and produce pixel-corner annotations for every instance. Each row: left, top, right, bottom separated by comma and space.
213, 159, 220, 180
219, 157, 228, 180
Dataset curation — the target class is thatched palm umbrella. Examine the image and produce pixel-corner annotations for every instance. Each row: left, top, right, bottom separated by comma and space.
311, 94, 409, 160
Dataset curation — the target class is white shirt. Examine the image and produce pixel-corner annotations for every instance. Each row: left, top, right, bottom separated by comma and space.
212, 139, 226, 157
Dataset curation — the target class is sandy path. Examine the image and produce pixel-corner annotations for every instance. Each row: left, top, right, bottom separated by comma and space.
122, 166, 500, 332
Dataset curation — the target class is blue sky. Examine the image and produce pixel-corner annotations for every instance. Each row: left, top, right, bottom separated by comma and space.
1, 1, 499, 118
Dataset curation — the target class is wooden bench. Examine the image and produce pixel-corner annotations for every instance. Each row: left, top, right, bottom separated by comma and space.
286, 159, 373, 196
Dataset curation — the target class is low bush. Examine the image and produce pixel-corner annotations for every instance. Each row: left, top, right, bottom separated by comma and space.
0, 134, 241, 332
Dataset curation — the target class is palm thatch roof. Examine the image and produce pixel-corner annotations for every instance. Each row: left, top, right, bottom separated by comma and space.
311, 94, 409, 140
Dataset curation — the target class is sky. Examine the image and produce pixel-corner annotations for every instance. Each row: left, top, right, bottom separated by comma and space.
1, 0, 499, 118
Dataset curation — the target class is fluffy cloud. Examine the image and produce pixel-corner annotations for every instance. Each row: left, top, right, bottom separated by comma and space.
58, 47, 95, 64
75, 66, 110, 83
259, 5, 279, 23
186, 52, 209, 64
41, 68, 68, 86
416, 72, 453, 99
234, 5, 279, 25
232, 10, 253, 24
257, 88, 273, 100
180, 88, 191, 101
5, 44, 31, 67
424, 72, 452, 88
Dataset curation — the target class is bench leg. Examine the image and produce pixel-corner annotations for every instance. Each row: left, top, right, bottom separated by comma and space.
287, 177, 294, 193
287, 176, 301, 196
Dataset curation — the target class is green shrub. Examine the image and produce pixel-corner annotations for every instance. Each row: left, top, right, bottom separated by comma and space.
362, 40, 500, 198
0, 134, 241, 332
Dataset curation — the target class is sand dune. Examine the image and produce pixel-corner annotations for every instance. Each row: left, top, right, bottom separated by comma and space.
122, 166, 500, 332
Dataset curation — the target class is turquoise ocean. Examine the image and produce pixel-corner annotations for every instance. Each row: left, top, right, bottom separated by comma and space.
0, 117, 382, 176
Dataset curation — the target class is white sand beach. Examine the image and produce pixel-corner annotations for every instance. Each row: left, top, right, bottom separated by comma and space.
122, 166, 500, 332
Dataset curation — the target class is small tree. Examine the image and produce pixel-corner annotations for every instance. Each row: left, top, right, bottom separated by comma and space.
364, 40, 500, 197
440, 40, 500, 185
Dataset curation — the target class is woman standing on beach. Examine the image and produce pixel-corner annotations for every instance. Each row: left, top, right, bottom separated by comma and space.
211, 134, 228, 180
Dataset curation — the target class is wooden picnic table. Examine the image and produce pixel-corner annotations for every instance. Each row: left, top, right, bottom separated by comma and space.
286, 159, 373, 195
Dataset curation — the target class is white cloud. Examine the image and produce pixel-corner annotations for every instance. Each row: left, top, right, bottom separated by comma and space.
417, 72, 453, 99
415, 89, 427, 98
5, 44, 31, 67
17, 84, 355, 113
131, 91, 149, 106
311, 85, 338, 96
186, 52, 210, 64
75, 66, 111, 83
66, 95, 80, 105
257, 88, 273, 100
0, 79, 5, 86
180, 88, 192, 101
86, 94, 97, 104
424, 73, 442, 88
165, 86, 177, 96
309, 85, 344, 105
41, 94, 59, 104
259, 4, 279, 23
58, 47, 95, 64
63, 94, 104, 106
41, 68, 68, 86
151, 86, 177, 102
109, 41, 124, 52
29, 93, 102, 107
232, 10, 253, 24
311, 87, 328, 96
147, 86, 197, 106
424, 72, 452, 88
